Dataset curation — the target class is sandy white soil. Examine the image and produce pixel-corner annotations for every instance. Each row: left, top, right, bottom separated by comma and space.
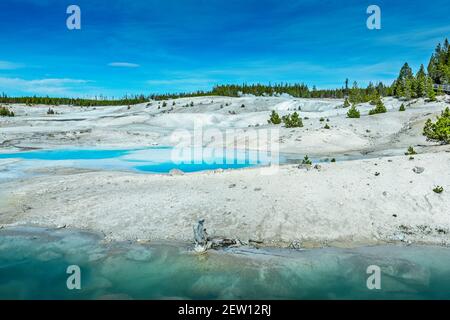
1, 95, 449, 247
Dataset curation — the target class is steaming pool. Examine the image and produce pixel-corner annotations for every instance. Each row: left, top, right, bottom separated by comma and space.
0, 147, 280, 180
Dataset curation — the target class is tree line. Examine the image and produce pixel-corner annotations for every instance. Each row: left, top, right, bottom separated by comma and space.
210, 82, 392, 101
392, 38, 449, 101
428, 39, 450, 85
0, 94, 149, 107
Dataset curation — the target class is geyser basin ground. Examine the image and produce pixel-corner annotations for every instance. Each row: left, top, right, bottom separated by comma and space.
1, 152, 449, 246
1, 227, 450, 300
1, 97, 449, 300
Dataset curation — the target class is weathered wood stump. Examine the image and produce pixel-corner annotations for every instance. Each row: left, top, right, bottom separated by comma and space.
193, 219, 241, 253
193, 219, 210, 253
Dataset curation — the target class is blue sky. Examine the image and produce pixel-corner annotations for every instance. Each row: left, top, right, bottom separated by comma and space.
0, 0, 449, 97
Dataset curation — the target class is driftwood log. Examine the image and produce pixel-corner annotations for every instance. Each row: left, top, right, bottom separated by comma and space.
193, 219, 209, 247
193, 219, 240, 252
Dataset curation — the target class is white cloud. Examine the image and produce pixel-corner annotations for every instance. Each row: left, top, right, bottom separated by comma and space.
0, 61, 25, 70
0, 77, 91, 95
108, 62, 140, 68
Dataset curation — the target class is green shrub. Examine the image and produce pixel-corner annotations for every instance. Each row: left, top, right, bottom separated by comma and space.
162, 101, 167, 107
268, 110, 282, 125
324, 124, 330, 129
283, 112, 303, 128
399, 104, 406, 112
47, 108, 55, 115
190, 101, 194, 107
423, 107, 450, 144
369, 99, 387, 115
241, 104, 246, 108
405, 146, 417, 155
331, 158, 336, 163
302, 155, 312, 165
0, 106, 14, 117
433, 186, 444, 194
347, 104, 360, 118
319, 117, 325, 122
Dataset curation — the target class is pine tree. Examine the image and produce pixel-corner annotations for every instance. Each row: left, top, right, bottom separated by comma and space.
290, 112, 303, 127
347, 104, 361, 118
426, 76, 437, 101
423, 107, 450, 144
367, 82, 378, 102
370, 90, 381, 105
394, 62, 415, 99
283, 112, 303, 128
428, 40, 450, 84
399, 104, 406, 112
349, 81, 362, 104
428, 53, 439, 83
345, 78, 349, 97
369, 99, 387, 115
268, 110, 282, 125
302, 155, 312, 165
415, 64, 427, 98
405, 146, 417, 155
399, 62, 414, 79
404, 77, 413, 100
